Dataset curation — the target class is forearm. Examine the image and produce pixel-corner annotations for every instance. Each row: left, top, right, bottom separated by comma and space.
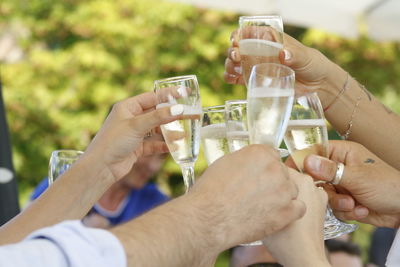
0, 153, 114, 245
319, 62, 400, 169
111, 195, 219, 267
277, 242, 330, 267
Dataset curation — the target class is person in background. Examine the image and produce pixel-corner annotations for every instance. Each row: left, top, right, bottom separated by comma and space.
368, 227, 398, 267
325, 239, 363, 267
30, 136, 169, 228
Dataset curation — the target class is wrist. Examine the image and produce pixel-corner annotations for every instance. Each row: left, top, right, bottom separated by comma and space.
318, 61, 348, 110
284, 256, 330, 267
277, 237, 328, 267
73, 151, 115, 189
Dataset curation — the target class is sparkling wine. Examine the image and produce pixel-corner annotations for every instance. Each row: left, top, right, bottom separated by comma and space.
247, 88, 294, 147
239, 39, 283, 85
201, 123, 229, 165
158, 104, 201, 165
284, 119, 328, 171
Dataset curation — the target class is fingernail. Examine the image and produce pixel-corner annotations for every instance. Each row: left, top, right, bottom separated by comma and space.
234, 66, 242, 74
231, 50, 238, 60
307, 155, 321, 172
170, 104, 184, 116
284, 49, 292, 61
338, 198, 352, 210
355, 207, 368, 217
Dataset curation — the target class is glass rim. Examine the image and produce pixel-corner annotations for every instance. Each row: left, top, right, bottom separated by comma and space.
154, 75, 197, 85
251, 63, 294, 78
202, 105, 225, 113
51, 149, 84, 159
225, 99, 247, 106
239, 15, 282, 21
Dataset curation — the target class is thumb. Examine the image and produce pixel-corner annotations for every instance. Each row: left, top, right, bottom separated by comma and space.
132, 104, 185, 136
304, 155, 353, 189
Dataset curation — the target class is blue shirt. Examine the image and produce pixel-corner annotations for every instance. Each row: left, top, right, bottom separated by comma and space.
30, 178, 169, 226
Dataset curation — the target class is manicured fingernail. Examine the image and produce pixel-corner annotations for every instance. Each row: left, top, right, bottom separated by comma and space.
231, 50, 238, 60
234, 66, 242, 74
170, 104, 184, 116
355, 207, 368, 217
284, 49, 292, 61
307, 155, 321, 172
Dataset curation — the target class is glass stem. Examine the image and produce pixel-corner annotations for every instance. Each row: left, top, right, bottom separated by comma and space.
181, 163, 195, 193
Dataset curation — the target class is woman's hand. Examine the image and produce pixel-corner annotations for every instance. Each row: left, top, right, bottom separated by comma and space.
85, 92, 184, 182
224, 31, 337, 95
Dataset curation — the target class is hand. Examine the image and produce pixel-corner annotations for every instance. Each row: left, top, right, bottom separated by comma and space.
304, 140, 400, 228
263, 170, 329, 267
224, 31, 336, 95
85, 92, 185, 181
189, 145, 306, 249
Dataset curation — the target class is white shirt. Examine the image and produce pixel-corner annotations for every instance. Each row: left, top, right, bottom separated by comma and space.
0, 220, 126, 267
386, 229, 400, 267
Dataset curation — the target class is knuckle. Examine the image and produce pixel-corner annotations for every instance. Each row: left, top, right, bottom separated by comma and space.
112, 101, 123, 112
265, 217, 283, 234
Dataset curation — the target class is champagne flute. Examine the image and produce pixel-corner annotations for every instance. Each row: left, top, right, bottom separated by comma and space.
247, 63, 295, 150
201, 105, 229, 165
225, 100, 249, 153
225, 100, 262, 246
239, 15, 284, 86
48, 149, 84, 185
284, 92, 358, 239
154, 75, 202, 193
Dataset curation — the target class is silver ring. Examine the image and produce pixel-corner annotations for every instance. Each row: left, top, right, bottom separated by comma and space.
331, 162, 345, 185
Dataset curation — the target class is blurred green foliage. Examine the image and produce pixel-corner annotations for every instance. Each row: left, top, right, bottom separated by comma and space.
1, 1, 399, 264
1, 0, 400, 188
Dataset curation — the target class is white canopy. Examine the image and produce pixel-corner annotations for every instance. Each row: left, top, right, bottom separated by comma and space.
169, 0, 400, 41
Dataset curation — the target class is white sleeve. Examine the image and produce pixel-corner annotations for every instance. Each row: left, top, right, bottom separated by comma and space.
0, 220, 126, 267
386, 229, 400, 267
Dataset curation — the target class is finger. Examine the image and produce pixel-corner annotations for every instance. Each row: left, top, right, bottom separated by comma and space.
284, 156, 299, 170
280, 34, 312, 71
131, 104, 185, 136
142, 140, 169, 156
278, 199, 307, 228
225, 57, 242, 75
119, 92, 158, 116
325, 188, 356, 212
224, 71, 240, 84
333, 205, 369, 221
287, 178, 299, 200
317, 187, 328, 206
304, 155, 355, 190
230, 30, 239, 47
155, 86, 191, 104
227, 47, 241, 63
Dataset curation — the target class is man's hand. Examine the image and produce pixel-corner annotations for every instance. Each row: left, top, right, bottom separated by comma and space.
304, 140, 400, 228
190, 145, 306, 249
263, 170, 330, 267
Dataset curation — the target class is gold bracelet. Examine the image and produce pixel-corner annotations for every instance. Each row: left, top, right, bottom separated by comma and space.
323, 73, 350, 112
